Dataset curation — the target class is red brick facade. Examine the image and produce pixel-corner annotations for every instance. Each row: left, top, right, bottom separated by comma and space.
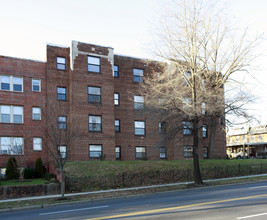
0, 41, 226, 172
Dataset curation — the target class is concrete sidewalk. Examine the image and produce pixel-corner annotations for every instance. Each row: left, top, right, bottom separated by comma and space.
1, 173, 267, 203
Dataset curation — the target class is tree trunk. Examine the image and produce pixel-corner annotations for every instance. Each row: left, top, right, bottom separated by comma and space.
60, 164, 64, 198
209, 117, 217, 159
192, 118, 203, 185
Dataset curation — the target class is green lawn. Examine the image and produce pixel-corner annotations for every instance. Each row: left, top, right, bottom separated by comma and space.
64, 159, 267, 177
0, 178, 49, 186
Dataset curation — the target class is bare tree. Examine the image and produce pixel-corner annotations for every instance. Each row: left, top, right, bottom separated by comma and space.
143, 0, 260, 184
44, 103, 80, 198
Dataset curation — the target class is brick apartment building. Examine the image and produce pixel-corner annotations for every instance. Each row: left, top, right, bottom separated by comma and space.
0, 41, 226, 174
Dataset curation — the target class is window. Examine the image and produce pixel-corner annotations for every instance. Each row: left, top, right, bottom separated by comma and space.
116, 146, 121, 159
235, 136, 240, 142
32, 107, 41, 120
136, 147, 146, 159
1, 105, 10, 123
88, 56, 100, 73
57, 57, 66, 70
13, 106, 23, 123
1, 76, 10, 90
57, 87, 66, 101
134, 96, 144, 109
0, 105, 23, 124
184, 146, 193, 158
58, 146, 67, 158
0, 168, 6, 178
114, 65, 119, 77
184, 71, 191, 85
182, 97, 191, 110
115, 119, 120, 132
89, 144, 102, 158
0, 137, 23, 155
250, 135, 255, 141
202, 103, 206, 115
259, 135, 263, 141
0, 76, 23, 92
135, 121, 145, 136
57, 116, 67, 129
88, 86, 101, 103
203, 147, 208, 158
32, 79, 41, 92
243, 135, 246, 142
89, 115, 102, 132
183, 121, 192, 135
202, 125, 207, 138
160, 147, 166, 159
114, 93, 120, 106
33, 138, 42, 151
133, 68, 144, 83
159, 122, 166, 134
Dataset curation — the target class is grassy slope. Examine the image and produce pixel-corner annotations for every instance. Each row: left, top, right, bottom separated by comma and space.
64, 159, 267, 177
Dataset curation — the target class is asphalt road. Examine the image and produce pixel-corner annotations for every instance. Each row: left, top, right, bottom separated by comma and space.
1, 181, 267, 220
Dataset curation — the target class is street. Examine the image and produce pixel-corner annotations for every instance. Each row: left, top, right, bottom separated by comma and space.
1, 181, 267, 220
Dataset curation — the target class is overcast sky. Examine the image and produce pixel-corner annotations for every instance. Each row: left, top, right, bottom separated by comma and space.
0, 0, 267, 125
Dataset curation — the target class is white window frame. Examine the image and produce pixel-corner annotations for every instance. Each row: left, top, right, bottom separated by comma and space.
32, 107, 41, 120
183, 121, 192, 135
0, 137, 24, 155
0, 105, 23, 124
33, 138, 42, 151
32, 79, 41, 92
0, 75, 23, 92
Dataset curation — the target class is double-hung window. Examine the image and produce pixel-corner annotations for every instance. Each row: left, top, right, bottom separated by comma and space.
58, 116, 67, 129
114, 93, 120, 106
135, 146, 146, 159
202, 124, 207, 138
1, 76, 10, 90
57, 87, 66, 101
13, 106, 23, 123
133, 68, 144, 82
32, 107, 41, 120
113, 65, 119, 77
159, 122, 166, 134
160, 147, 166, 159
135, 121, 145, 136
184, 146, 193, 158
57, 57, 66, 70
13, 77, 23, 91
32, 79, 41, 92
89, 145, 102, 158
183, 121, 192, 135
0, 105, 23, 124
0, 137, 24, 155
88, 86, 101, 103
33, 138, 42, 151
134, 96, 144, 109
115, 119, 120, 132
0, 76, 23, 92
88, 56, 100, 73
89, 115, 102, 132
116, 146, 121, 159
